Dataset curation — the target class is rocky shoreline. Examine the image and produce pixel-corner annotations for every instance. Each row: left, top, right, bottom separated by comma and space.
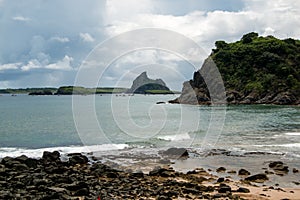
1, 150, 300, 200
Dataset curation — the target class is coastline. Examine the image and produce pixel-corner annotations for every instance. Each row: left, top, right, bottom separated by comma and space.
1, 149, 299, 199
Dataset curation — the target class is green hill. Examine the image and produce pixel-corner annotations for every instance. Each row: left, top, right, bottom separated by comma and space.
171, 33, 300, 105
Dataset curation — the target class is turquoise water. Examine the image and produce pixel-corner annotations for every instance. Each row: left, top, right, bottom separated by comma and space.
0, 94, 299, 158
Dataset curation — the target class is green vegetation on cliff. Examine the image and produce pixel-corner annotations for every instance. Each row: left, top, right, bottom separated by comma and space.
212, 32, 300, 99
172, 33, 300, 105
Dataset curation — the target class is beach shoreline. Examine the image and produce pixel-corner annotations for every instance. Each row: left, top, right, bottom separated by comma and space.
0, 149, 299, 199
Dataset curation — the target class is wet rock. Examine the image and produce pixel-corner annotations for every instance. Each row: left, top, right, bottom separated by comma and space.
245, 174, 268, 183
106, 172, 118, 178
42, 151, 60, 162
269, 161, 289, 175
218, 184, 231, 193
237, 187, 250, 193
293, 181, 300, 185
216, 167, 226, 173
12, 163, 29, 171
292, 168, 299, 173
238, 169, 251, 176
227, 170, 236, 174
74, 188, 89, 196
217, 177, 225, 183
132, 170, 144, 178
162, 148, 189, 157
68, 153, 89, 165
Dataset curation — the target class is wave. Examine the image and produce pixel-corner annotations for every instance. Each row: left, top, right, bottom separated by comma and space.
0, 144, 129, 158
284, 132, 300, 136
157, 132, 191, 141
254, 143, 300, 148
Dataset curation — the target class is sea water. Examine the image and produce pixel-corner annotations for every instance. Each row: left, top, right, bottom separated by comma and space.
0, 94, 299, 160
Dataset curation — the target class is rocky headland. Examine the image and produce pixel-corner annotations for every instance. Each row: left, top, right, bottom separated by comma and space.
170, 33, 300, 105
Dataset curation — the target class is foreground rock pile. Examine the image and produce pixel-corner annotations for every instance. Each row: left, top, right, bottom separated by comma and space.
0, 151, 298, 199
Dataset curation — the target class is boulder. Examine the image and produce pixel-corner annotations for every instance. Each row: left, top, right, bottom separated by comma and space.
162, 148, 189, 158
238, 169, 251, 176
236, 187, 250, 193
269, 161, 289, 175
245, 174, 268, 183
218, 184, 231, 193
68, 154, 89, 165
42, 151, 61, 162
216, 167, 226, 173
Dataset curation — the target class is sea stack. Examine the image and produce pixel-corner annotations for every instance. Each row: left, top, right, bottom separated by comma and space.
127, 72, 171, 94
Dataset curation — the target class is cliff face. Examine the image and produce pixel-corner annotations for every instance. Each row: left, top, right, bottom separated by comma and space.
170, 33, 300, 105
127, 72, 170, 94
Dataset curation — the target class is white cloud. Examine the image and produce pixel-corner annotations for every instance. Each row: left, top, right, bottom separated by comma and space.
0, 62, 21, 71
79, 33, 95, 42
104, 0, 300, 53
51, 36, 70, 43
21, 60, 41, 71
45, 55, 73, 71
12, 16, 30, 22
21, 55, 73, 71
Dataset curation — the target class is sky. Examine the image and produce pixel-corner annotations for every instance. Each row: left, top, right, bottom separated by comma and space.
0, 0, 299, 90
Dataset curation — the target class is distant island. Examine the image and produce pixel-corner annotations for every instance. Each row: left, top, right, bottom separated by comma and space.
126, 71, 176, 94
0, 72, 178, 95
0, 87, 128, 95
170, 32, 300, 105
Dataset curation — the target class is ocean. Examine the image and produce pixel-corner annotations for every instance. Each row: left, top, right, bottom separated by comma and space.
0, 94, 299, 162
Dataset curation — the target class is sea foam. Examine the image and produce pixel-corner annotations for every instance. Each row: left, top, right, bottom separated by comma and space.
284, 132, 300, 136
0, 144, 129, 158
157, 132, 191, 141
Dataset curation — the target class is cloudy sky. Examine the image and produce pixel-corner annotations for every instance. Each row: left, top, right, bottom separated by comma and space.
0, 0, 299, 90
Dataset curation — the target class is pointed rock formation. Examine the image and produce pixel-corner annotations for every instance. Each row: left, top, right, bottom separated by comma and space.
127, 72, 170, 94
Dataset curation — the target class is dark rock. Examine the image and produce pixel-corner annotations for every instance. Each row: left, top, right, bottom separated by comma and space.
236, 187, 250, 193
269, 161, 284, 168
12, 163, 28, 171
33, 179, 49, 186
156, 101, 166, 104
149, 166, 164, 176
218, 184, 231, 193
245, 174, 268, 183
216, 167, 226, 173
227, 170, 236, 174
238, 169, 251, 176
162, 148, 189, 157
68, 154, 89, 165
42, 151, 60, 162
273, 92, 297, 105
2, 157, 21, 167
15, 155, 38, 168
65, 182, 88, 191
269, 161, 289, 175
182, 187, 201, 195
157, 195, 172, 200
106, 172, 118, 178
74, 188, 89, 196
132, 170, 144, 178
292, 168, 299, 173
217, 177, 225, 183
1, 156, 14, 165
